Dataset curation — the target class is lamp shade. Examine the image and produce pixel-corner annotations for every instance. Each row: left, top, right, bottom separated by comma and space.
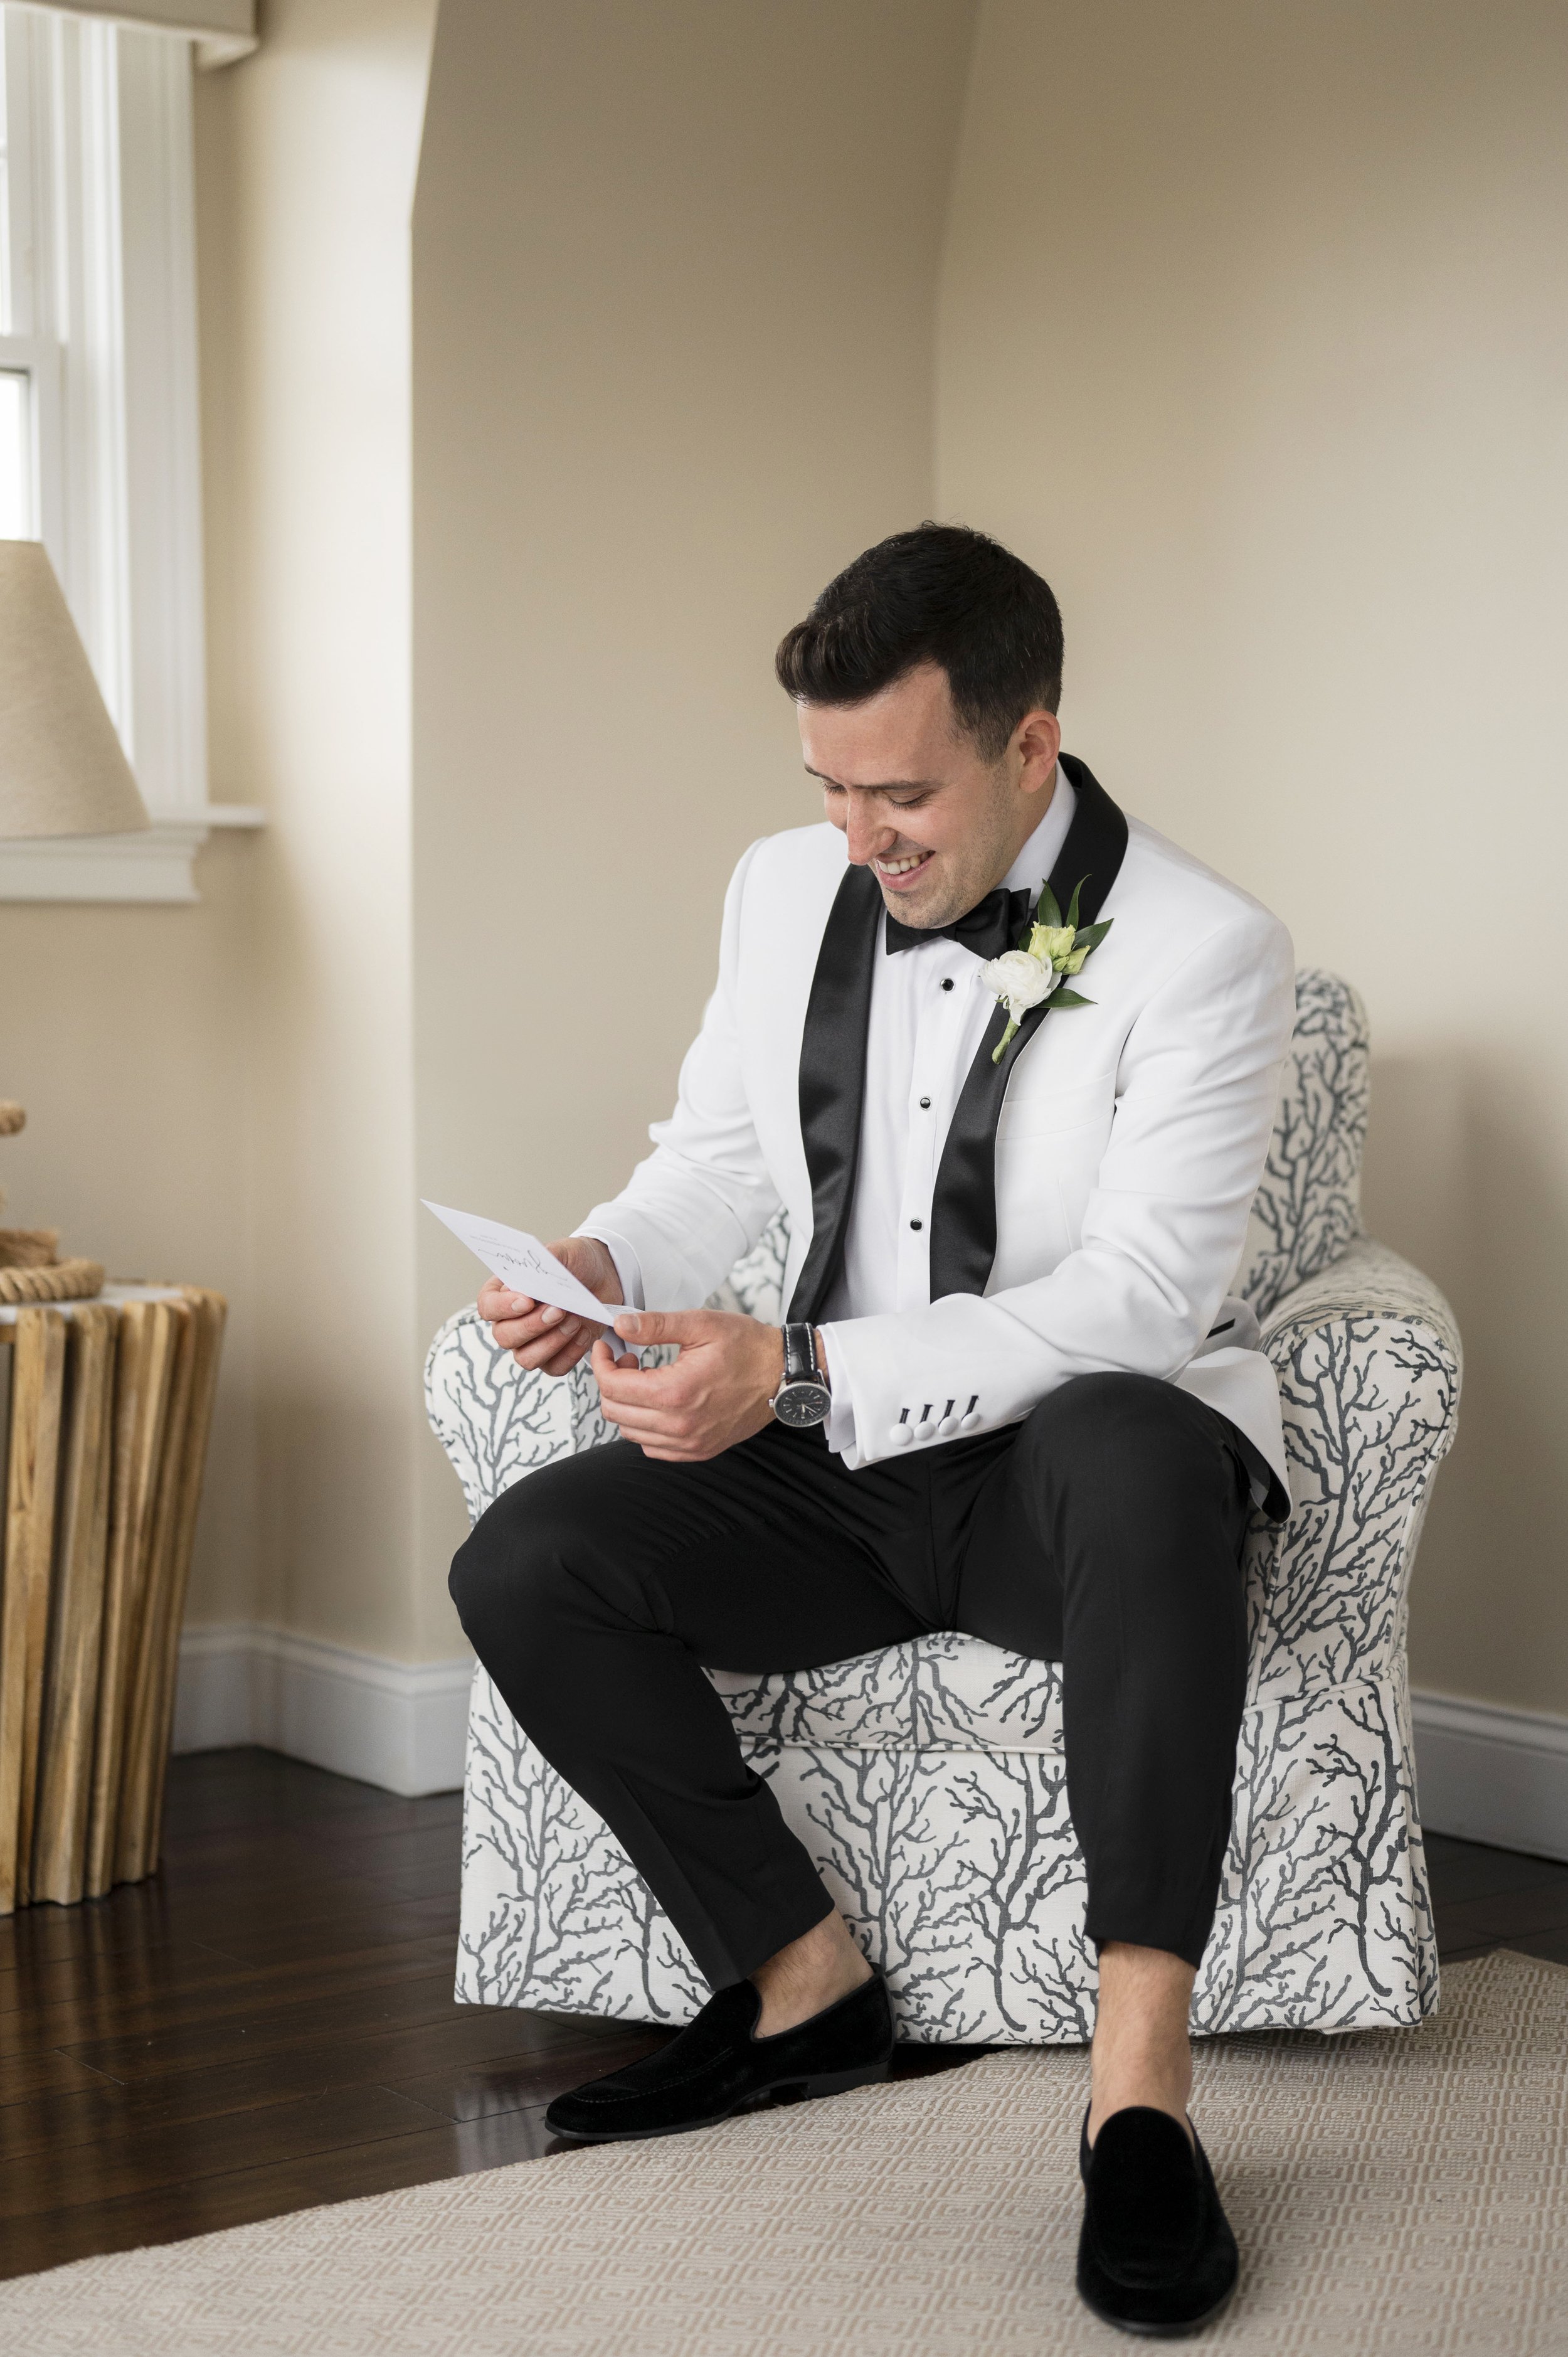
0, 540, 150, 839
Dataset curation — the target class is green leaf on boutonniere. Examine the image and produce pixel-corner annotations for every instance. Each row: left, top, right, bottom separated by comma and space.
1071, 918, 1113, 952
1062, 875, 1090, 932
1049, 988, 1094, 1009
1033, 881, 1062, 932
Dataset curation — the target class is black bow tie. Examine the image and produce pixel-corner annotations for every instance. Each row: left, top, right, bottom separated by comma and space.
883, 883, 1035, 962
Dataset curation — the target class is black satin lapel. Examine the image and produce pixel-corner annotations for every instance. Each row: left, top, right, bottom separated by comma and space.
928, 758, 1130, 1302
1046, 755, 1130, 935
787, 863, 883, 1323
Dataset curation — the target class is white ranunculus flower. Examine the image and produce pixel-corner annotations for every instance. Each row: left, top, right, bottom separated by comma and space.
981, 947, 1059, 1018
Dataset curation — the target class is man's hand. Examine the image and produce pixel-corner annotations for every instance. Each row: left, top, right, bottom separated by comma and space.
477, 1235, 622, 1378
591, 1309, 787, 1462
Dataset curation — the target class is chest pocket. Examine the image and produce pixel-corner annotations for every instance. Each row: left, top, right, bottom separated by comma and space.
995, 1065, 1118, 1146
990, 1065, 1118, 1285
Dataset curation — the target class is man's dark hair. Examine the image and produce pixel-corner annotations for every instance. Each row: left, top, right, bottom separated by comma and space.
775, 522, 1064, 760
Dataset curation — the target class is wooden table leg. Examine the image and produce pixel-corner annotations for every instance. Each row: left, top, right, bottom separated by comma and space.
85, 1301, 181, 1901
134, 1289, 226, 1881
0, 1307, 68, 1914
117, 1303, 196, 1886
30, 1305, 117, 1906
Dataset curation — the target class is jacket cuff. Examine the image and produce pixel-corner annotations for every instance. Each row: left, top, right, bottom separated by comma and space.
815, 1321, 859, 1458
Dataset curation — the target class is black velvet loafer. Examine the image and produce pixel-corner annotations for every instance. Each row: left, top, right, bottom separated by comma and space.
544, 1972, 894, 2144
1076, 2105, 1239, 2338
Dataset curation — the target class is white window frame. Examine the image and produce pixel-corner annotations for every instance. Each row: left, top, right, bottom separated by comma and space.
0, 4, 259, 902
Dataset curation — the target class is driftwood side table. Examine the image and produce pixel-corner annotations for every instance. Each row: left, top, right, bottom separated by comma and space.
0, 1283, 226, 1914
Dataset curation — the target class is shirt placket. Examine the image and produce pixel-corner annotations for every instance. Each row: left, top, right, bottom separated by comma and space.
898, 948, 969, 1309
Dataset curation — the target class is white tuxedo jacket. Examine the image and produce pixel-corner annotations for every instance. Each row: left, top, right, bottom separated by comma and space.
583, 758, 1296, 1509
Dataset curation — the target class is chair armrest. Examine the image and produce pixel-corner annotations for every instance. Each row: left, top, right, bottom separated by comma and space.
425, 1208, 791, 1527
1246, 1235, 1461, 1705
423, 1305, 615, 1526
1261, 1233, 1461, 1368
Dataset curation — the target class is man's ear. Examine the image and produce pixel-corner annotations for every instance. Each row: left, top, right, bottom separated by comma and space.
1014, 706, 1062, 792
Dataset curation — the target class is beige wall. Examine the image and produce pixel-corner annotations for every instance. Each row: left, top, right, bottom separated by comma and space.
937, 0, 1568, 1712
195, 0, 438, 1657
177, 0, 978, 1664
129, 0, 1562, 1714
0, 845, 260, 1625
410, 0, 979, 1607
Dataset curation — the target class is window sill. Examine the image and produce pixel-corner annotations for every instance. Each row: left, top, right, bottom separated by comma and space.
0, 805, 265, 903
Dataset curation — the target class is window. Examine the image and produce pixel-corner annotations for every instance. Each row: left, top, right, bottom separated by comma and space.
0, 33, 29, 536
0, 16, 46, 548
0, 368, 28, 534
0, 5, 256, 901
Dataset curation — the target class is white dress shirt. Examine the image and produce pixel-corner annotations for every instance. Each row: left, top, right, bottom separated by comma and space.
588, 767, 1078, 1461
814, 769, 1076, 1454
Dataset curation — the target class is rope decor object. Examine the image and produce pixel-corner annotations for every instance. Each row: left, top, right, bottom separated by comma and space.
0, 1103, 105, 1303
0, 1257, 107, 1303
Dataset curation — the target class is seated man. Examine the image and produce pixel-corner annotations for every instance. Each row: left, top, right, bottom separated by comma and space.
450, 522, 1294, 2338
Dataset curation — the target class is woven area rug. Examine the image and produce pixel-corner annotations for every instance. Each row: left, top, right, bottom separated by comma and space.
3, 1949, 1565, 2355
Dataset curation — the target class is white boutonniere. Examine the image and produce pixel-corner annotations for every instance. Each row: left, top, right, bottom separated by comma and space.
980, 878, 1113, 1064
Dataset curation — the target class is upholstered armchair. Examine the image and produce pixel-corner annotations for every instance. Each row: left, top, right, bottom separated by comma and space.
426, 972, 1460, 2042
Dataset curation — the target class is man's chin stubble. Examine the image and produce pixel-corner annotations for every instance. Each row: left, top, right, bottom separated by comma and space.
878, 880, 972, 930
878, 888, 938, 928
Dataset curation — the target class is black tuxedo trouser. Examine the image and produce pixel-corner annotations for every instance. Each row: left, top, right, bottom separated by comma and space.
448, 1370, 1256, 1987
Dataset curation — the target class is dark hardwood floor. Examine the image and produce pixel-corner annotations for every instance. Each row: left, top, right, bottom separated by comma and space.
2, 1747, 1564, 2281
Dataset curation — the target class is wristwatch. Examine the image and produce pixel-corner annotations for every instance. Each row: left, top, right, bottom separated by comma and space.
771, 1322, 832, 1429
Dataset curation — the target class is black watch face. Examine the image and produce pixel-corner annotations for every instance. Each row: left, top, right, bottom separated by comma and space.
774, 1380, 831, 1429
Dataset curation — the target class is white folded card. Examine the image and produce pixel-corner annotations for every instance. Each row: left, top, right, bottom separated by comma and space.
422, 1201, 628, 1324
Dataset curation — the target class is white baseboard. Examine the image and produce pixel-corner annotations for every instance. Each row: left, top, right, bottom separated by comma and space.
1412, 1688, 1568, 1863
173, 1624, 474, 1798
168, 1644, 1568, 1850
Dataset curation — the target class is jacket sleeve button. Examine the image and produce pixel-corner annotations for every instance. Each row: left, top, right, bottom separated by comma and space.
959, 1412, 982, 1432
936, 1416, 958, 1437
914, 1420, 936, 1442
889, 1424, 914, 1447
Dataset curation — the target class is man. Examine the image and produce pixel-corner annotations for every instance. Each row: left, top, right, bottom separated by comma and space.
450, 524, 1294, 2337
